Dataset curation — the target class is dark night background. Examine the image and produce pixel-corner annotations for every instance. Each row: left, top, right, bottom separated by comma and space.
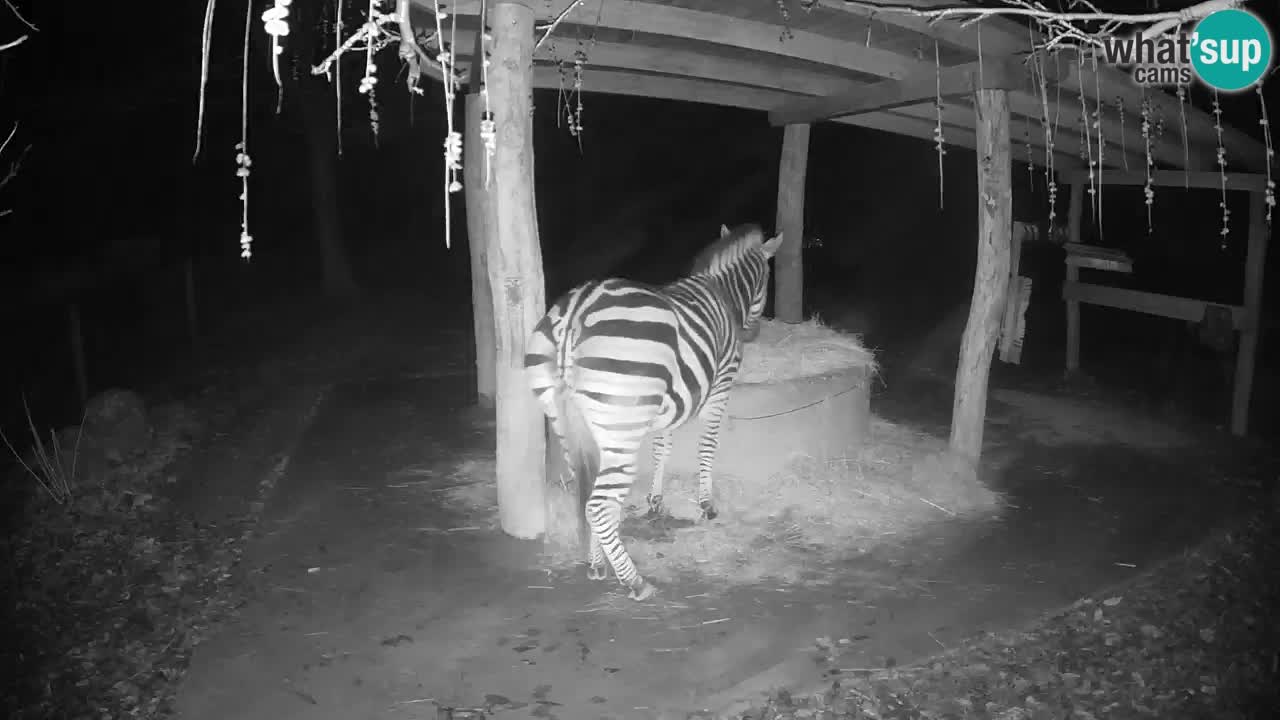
1, 0, 1278, 444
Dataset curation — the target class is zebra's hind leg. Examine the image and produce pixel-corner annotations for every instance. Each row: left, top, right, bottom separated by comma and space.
694, 390, 733, 521
646, 431, 673, 518
585, 495, 656, 601
586, 526, 607, 581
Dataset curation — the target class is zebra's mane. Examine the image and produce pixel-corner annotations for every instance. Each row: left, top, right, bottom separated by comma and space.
688, 224, 765, 277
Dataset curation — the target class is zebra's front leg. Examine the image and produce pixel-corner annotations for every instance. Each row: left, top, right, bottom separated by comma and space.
646, 431, 673, 518
695, 391, 733, 521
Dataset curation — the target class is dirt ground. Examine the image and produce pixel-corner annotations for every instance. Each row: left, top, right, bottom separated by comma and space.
4, 290, 1274, 720
166, 297, 1270, 720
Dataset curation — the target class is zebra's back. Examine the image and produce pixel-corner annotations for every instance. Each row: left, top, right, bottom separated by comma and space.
527, 277, 733, 432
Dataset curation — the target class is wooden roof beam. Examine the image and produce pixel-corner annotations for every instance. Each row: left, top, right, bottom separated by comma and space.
452, 51, 1119, 171
769, 55, 1064, 125
443, 31, 1167, 171
447, 0, 919, 80
529, 67, 1085, 171
459, 38, 1205, 172
1057, 168, 1269, 192
447, 29, 860, 98
818, 0, 1034, 57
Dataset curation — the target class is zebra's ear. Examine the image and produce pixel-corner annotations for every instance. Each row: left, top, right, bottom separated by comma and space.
720, 224, 731, 238
761, 232, 784, 258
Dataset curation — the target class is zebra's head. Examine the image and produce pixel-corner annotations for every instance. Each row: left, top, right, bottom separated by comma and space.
695, 223, 785, 342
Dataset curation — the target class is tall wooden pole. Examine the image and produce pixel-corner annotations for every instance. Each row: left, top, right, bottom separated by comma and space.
184, 257, 199, 350
950, 88, 1012, 463
773, 123, 810, 323
487, 0, 546, 539
465, 24, 496, 406
68, 303, 88, 409
1064, 180, 1084, 373
1230, 191, 1270, 436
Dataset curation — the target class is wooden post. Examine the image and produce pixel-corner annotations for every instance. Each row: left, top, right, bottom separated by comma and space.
68, 303, 88, 409
773, 123, 810, 323
184, 257, 199, 349
998, 221, 1025, 362
1230, 191, 1270, 436
464, 23, 496, 406
1064, 180, 1084, 373
950, 88, 1012, 463
487, 0, 547, 540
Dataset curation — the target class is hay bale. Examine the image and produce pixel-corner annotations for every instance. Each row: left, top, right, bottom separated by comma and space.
738, 317, 878, 384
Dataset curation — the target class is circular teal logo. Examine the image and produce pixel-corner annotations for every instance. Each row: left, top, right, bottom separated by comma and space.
1191, 9, 1273, 91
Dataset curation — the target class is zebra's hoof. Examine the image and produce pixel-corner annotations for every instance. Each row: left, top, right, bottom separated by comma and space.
628, 581, 657, 601
587, 564, 608, 581
646, 494, 665, 518
699, 500, 718, 521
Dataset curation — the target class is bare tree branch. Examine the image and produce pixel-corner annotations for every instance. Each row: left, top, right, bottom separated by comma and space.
839, 0, 1244, 27
3, 0, 36, 31
1, 33, 29, 52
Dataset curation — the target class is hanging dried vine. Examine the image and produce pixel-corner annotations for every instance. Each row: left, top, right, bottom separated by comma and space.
1176, 85, 1190, 189
776, 0, 794, 41
237, 0, 255, 260
1024, 67, 1035, 193
1259, 82, 1275, 225
1032, 50, 1057, 227
478, 0, 496, 188
1140, 88, 1154, 233
194, 0, 217, 163
1077, 49, 1096, 219
334, 0, 344, 156
1212, 89, 1230, 249
1091, 48, 1104, 240
262, 0, 293, 111
1113, 96, 1127, 173
426, 0, 462, 247
360, 0, 382, 142
933, 39, 945, 209
547, 0, 603, 147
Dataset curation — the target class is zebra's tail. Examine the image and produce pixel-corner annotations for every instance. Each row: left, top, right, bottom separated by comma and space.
554, 384, 597, 550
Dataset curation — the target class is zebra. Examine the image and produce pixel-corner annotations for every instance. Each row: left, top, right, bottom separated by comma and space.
524, 223, 784, 600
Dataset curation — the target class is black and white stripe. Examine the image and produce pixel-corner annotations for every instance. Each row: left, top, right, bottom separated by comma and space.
525, 223, 784, 600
